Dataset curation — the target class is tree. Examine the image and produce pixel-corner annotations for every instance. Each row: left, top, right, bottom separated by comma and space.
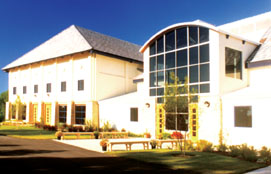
0, 90, 8, 122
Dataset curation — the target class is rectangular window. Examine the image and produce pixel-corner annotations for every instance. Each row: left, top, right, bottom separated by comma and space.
157, 36, 164, 54
165, 52, 175, 69
189, 46, 198, 64
234, 106, 252, 127
166, 30, 175, 51
22, 105, 26, 120
150, 56, 156, 71
150, 72, 157, 87
189, 27, 198, 46
150, 42, 156, 55
61, 81, 66, 92
34, 85, 38, 93
130, 108, 138, 122
157, 55, 164, 70
23, 86, 27, 94
177, 49, 187, 67
176, 27, 187, 48
200, 64, 209, 82
165, 114, 188, 131
75, 105, 86, 125
157, 71, 164, 87
13, 87, 16, 95
199, 27, 209, 43
59, 105, 67, 123
177, 67, 187, 83
200, 44, 209, 63
225, 47, 242, 79
46, 83, 51, 93
78, 80, 84, 91
189, 65, 198, 83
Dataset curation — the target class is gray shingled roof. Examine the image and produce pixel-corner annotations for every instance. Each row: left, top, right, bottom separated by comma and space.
2, 25, 143, 71
247, 26, 271, 68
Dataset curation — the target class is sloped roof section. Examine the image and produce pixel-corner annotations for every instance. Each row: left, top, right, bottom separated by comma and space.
75, 26, 142, 62
3, 25, 143, 71
247, 26, 271, 68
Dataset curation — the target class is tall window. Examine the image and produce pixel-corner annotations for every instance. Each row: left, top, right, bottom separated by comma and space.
21, 105, 26, 120
78, 80, 84, 91
23, 86, 27, 94
59, 105, 67, 123
234, 106, 252, 127
75, 105, 86, 124
225, 47, 242, 79
130, 108, 138, 122
149, 26, 210, 100
61, 81, 66, 92
46, 83, 51, 93
34, 85, 38, 93
13, 87, 16, 95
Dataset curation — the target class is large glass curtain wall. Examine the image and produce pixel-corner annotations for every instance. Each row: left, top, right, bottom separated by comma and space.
149, 26, 210, 101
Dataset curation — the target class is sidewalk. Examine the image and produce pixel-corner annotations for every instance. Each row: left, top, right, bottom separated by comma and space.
246, 166, 271, 174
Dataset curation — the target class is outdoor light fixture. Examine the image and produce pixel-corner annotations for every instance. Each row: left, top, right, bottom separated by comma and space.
242, 40, 246, 45
226, 34, 230, 39
145, 103, 150, 108
204, 101, 210, 108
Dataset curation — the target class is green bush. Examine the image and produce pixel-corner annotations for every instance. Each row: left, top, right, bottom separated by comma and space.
196, 140, 213, 152
240, 144, 258, 162
259, 146, 271, 164
162, 132, 171, 139
217, 144, 228, 153
229, 145, 242, 157
184, 140, 195, 151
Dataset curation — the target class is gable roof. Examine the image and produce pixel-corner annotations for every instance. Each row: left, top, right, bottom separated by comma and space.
246, 26, 271, 68
2, 25, 142, 72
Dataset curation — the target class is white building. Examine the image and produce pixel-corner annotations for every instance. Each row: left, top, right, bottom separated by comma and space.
99, 12, 271, 148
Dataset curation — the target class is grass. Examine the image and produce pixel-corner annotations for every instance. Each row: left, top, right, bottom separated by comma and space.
0, 125, 56, 139
109, 150, 267, 174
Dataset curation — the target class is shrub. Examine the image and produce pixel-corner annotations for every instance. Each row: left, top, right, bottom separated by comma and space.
259, 146, 271, 164
99, 139, 108, 147
102, 121, 111, 132
196, 140, 213, 152
240, 144, 258, 162
229, 145, 241, 157
171, 131, 183, 139
217, 144, 228, 153
184, 140, 195, 151
121, 128, 126, 132
162, 132, 171, 139
128, 132, 143, 137
144, 132, 151, 138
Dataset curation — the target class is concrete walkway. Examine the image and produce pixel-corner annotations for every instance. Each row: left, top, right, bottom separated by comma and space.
245, 166, 271, 174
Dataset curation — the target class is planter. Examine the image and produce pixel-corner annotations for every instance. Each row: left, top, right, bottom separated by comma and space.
95, 135, 99, 139
102, 146, 107, 151
57, 136, 61, 140
151, 145, 156, 149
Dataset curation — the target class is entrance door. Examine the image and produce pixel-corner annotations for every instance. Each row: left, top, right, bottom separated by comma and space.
45, 104, 51, 125
33, 104, 38, 123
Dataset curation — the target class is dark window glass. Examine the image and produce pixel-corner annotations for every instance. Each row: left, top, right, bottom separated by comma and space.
189, 65, 198, 83
130, 108, 138, 122
157, 88, 164, 96
157, 71, 164, 87
234, 106, 252, 127
23, 86, 27, 94
61, 81, 66, 92
177, 97, 188, 112
178, 86, 188, 94
166, 31, 175, 51
150, 42, 156, 55
150, 89, 156, 96
199, 27, 209, 43
157, 97, 164, 104
165, 114, 176, 130
150, 56, 156, 71
200, 44, 209, 63
13, 87, 16, 95
200, 64, 209, 82
75, 105, 86, 125
157, 36, 164, 53
46, 83, 51, 93
34, 85, 38, 93
59, 105, 67, 123
177, 67, 187, 83
177, 27, 187, 48
225, 47, 242, 79
157, 55, 164, 70
177, 114, 188, 131
150, 72, 156, 87
166, 52, 175, 69
166, 69, 175, 84
189, 47, 198, 64
200, 84, 210, 93
190, 95, 198, 103
22, 105, 26, 120
78, 80, 84, 91
177, 49, 187, 67
189, 27, 198, 46
190, 85, 199, 93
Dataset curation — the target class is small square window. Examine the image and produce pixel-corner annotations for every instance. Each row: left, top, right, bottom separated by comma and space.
234, 106, 252, 127
78, 80, 84, 91
130, 108, 138, 122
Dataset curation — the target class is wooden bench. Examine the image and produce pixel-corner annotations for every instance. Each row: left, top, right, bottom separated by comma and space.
100, 132, 128, 139
157, 139, 181, 149
62, 132, 94, 140
107, 140, 149, 151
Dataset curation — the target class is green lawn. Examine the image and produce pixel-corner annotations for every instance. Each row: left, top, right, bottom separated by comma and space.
109, 150, 266, 174
0, 125, 56, 139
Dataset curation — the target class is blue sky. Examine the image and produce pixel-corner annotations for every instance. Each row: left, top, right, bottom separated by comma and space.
0, 0, 270, 93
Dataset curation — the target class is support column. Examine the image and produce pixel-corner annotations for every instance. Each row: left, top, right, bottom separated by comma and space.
5, 102, 10, 121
